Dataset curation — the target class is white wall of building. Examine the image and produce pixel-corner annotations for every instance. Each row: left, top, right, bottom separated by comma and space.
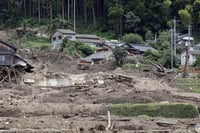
181, 47, 197, 66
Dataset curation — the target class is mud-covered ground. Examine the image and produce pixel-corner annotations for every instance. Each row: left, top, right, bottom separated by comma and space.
0, 50, 199, 133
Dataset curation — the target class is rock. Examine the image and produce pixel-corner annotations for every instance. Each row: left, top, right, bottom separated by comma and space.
159, 101, 169, 104
24, 79, 35, 84
195, 123, 200, 133
156, 119, 178, 127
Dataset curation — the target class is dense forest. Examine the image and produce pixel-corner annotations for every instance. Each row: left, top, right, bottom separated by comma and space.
1, 0, 200, 39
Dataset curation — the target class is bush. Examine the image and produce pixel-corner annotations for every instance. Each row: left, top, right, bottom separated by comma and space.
76, 43, 95, 56
110, 103, 199, 118
64, 40, 95, 57
122, 63, 136, 70
40, 45, 51, 51
193, 56, 200, 67
122, 33, 144, 44
113, 46, 127, 66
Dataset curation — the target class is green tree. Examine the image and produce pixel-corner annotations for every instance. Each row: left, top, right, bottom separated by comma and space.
178, 9, 192, 27
193, 56, 200, 67
124, 11, 141, 33
122, 33, 144, 44
107, 0, 124, 37
156, 30, 171, 50
160, 49, 180, 68
113, 46, 127, 67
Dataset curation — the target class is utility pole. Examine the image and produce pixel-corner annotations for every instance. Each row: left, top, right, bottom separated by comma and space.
68, 0, 70, 21
74, 0, 76, 32
173, 17, 176, 56
171, 28, 174, 69
183, 24, 191, 77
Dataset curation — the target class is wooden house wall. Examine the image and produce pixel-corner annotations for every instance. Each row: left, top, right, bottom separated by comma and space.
0, 41, 16, 65
0, 54, 14, 65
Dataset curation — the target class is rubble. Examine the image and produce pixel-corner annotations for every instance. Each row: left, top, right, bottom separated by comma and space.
0, 49, 198, 132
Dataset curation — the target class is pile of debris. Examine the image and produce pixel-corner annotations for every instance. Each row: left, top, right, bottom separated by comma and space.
0, 66, 26, 84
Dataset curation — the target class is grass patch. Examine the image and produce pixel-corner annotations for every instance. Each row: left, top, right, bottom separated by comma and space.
109, 103, 199, 118
122, 63, 136, 70
24, 36, 51, 48
176, 78, 200, 93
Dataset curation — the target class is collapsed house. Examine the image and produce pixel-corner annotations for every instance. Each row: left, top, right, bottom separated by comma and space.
0, 40, 33, 83
121, 43, 157, 55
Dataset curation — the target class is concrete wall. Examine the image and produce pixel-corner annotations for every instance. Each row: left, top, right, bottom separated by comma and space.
36, 74, 87, 87
181, 48, 197, 66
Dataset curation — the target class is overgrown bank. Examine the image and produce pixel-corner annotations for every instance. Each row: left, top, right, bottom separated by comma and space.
110, 103, 199, 118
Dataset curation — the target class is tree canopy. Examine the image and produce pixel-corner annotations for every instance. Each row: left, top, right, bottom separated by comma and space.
0, 0, 200, 38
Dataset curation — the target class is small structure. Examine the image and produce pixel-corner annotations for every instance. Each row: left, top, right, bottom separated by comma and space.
180, 37, 195, 66
79, 51, 113, 64
121, 43, 157, 55
51, 29, 76, 50
181, 45, 200, 66
76, 34, 103, 47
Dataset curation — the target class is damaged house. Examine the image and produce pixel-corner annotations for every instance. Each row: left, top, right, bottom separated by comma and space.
0, 40, 33, 71
121, 43, 157, 55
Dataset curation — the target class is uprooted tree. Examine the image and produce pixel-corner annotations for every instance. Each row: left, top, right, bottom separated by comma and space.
113, 46, 127, 67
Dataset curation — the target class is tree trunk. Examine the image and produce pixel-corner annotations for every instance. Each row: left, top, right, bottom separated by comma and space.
24, 0, 26, 17
183, 46, 189, 77
62, 0, 65, 19
84, 0, 87, 24
68, 0, 70, 20
119, 16, 123, 38
50, 0, 53, 26
73, 0, 76, 31
38, 0, 41, 22
29, 0, 31, 17
92, 3, 96, 27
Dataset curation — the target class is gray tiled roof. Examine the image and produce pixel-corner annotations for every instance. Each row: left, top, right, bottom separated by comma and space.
76, 38, 102, 44
81, 51, 113, 61
76, 34, 100, 39
189, 50, 200, 55
128, 43, 157, 52
57, 29, 76, 34
76, 34, 102, 44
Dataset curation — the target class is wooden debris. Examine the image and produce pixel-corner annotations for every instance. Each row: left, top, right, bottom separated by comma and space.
156, 119, 178, 127
106, 111, 111, 130
0, 66, 25, 84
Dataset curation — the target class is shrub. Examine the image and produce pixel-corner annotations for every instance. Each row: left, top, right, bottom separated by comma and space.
64, 40, 95, 57
113, 46, 127, 67
40, 45, 51, 51
193, 56, 200, 67
122, 63, 135, 70
122, 33, 144, 44
110, 103, 199, 118
76, 43, 95, 56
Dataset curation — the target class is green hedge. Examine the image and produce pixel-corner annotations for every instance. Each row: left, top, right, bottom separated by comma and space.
110, 103, 199, 118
